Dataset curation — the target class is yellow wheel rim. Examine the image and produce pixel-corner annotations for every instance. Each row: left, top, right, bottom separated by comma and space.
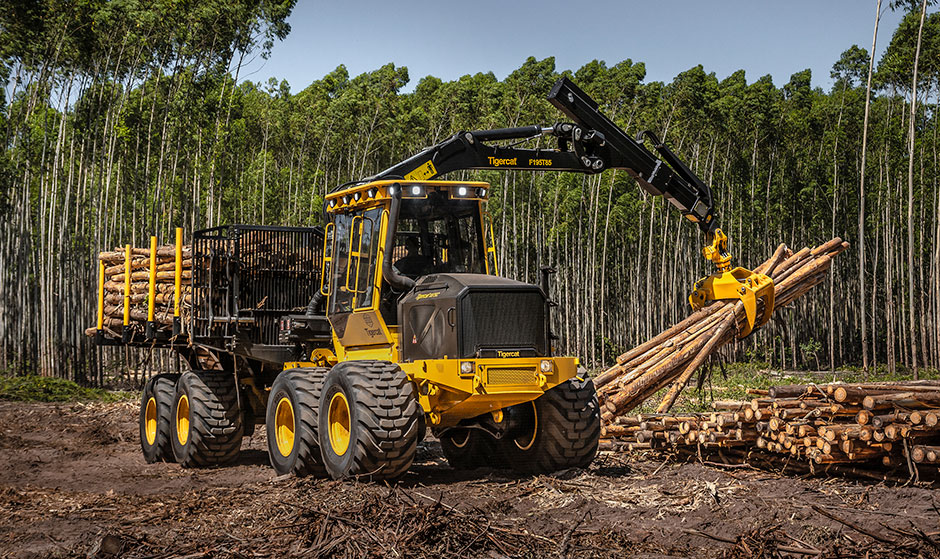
274, 397, 295, 457
176, 394, 190, 446
450, 429, 471, 448
328, 392, 351, 456
513, 401, 538, 451
144, 397, 157, 446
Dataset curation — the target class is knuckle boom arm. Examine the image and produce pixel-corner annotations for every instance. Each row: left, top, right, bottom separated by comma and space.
369, 77, 717, 235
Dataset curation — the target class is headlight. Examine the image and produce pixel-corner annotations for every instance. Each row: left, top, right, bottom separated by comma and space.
460, 361, 474, 374
411, 185, 422, 196
457, 186, 467, 196
540, 360, 553, 373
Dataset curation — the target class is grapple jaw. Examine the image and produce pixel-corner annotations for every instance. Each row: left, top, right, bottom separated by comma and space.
689, 268, 775, 337
688, 229, 775, 338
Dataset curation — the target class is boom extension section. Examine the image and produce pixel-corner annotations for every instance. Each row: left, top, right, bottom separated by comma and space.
370, 77, 774, 335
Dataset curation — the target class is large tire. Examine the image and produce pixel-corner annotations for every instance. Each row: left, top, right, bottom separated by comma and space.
318, 361, 420, 481
499, 377, 600, 474
440, 428, 497, 470
140, 374, 179, 463
265, 368, 328, 477
171, 371, 244, 467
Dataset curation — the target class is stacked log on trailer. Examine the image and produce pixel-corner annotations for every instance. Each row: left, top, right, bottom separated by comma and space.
600, 381, 940, 476
593, 237, 849, 420
84, 229, 192, 337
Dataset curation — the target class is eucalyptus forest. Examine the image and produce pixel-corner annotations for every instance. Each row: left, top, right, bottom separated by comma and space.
1, 0, 939, 383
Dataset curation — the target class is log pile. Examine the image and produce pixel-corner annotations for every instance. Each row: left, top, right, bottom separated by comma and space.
600, 381, 940, 476
594, 238, 849, 420
84, 244, 193, 336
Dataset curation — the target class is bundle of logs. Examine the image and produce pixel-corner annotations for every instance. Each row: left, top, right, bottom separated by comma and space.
600, 380, 940, 478
594, 237, 849, 420
84, 244, 193, 336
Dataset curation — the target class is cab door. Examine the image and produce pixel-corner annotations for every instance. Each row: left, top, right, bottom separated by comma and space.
325, 206, 389, 347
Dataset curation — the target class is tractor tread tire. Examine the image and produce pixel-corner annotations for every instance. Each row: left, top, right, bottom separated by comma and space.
266, 368, 328, 477
503, 377, 600, 474
140, 373, 180, 463
172, 371, 243, 467
319, 361, 420, 481
440, 429, 496, 470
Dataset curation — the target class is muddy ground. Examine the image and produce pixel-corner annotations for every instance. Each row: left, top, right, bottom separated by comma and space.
1, 401, 939, 559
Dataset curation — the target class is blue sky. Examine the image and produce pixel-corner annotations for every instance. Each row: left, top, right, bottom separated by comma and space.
240, 0, 907, 93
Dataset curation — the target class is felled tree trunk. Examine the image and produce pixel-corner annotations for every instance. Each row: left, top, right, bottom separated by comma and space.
595, 238, 849, 420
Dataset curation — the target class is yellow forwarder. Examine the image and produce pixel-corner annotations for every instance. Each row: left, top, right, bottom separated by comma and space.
94, 78, 773, 480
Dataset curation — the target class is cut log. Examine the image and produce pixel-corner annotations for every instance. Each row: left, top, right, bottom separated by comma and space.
597, 238, 848, 416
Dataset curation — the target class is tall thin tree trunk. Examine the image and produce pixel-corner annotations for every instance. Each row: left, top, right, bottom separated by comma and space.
859, 0, 881, 371
907, 0, 928, 377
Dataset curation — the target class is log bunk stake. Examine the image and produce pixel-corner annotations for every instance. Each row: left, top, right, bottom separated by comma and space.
85, 228, 193, 339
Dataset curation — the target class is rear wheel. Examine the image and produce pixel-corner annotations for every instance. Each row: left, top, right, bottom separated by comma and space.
265, 368, 328, 477
318, 361, 420, 481
440, 428, 497, 470
499, 377, 600, 474
171, 371, 244, 467
139, 374, 179, 463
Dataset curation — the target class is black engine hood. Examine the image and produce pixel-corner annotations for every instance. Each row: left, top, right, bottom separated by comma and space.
410, 273, 539, 293
398, 273, 547, 361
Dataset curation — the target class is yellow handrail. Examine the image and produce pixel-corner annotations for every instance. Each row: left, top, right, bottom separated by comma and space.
320, 222, 335, 296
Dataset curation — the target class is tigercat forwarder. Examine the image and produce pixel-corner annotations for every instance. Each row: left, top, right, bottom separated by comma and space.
93, 78, 774, 480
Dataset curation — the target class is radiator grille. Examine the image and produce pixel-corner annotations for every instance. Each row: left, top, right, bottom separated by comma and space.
459, 290, 546, 356
487, 367, 537, 385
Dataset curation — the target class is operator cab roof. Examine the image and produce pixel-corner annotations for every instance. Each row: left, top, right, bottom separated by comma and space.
325, 180, 490, 213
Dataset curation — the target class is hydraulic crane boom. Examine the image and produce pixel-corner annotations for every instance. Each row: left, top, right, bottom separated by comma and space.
370, 77, 717, 234
367, 77, 774, 337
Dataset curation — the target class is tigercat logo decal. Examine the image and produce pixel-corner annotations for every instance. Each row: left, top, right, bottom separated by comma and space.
497, 350, 520, 358
416, 291, 442, 300
488, 156, 517, 167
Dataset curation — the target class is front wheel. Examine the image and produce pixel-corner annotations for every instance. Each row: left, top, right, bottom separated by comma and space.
499, 377, 600, 474
440, 428, 497, 470
318, 361, 420, 481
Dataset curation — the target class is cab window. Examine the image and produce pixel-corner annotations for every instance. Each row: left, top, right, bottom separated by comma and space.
328, 206, 382, 315
391, 195, 486, 279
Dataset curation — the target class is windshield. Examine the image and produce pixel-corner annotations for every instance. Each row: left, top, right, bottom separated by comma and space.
392, 193, 486, 279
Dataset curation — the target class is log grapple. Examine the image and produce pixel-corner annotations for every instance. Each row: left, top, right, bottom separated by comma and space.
689, 229, 775, 337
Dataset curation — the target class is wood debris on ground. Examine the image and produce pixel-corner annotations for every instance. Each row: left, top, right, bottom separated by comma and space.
600, 380, 940, 479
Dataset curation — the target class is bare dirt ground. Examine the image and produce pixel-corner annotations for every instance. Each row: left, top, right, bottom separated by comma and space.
2, 401, 940, 559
